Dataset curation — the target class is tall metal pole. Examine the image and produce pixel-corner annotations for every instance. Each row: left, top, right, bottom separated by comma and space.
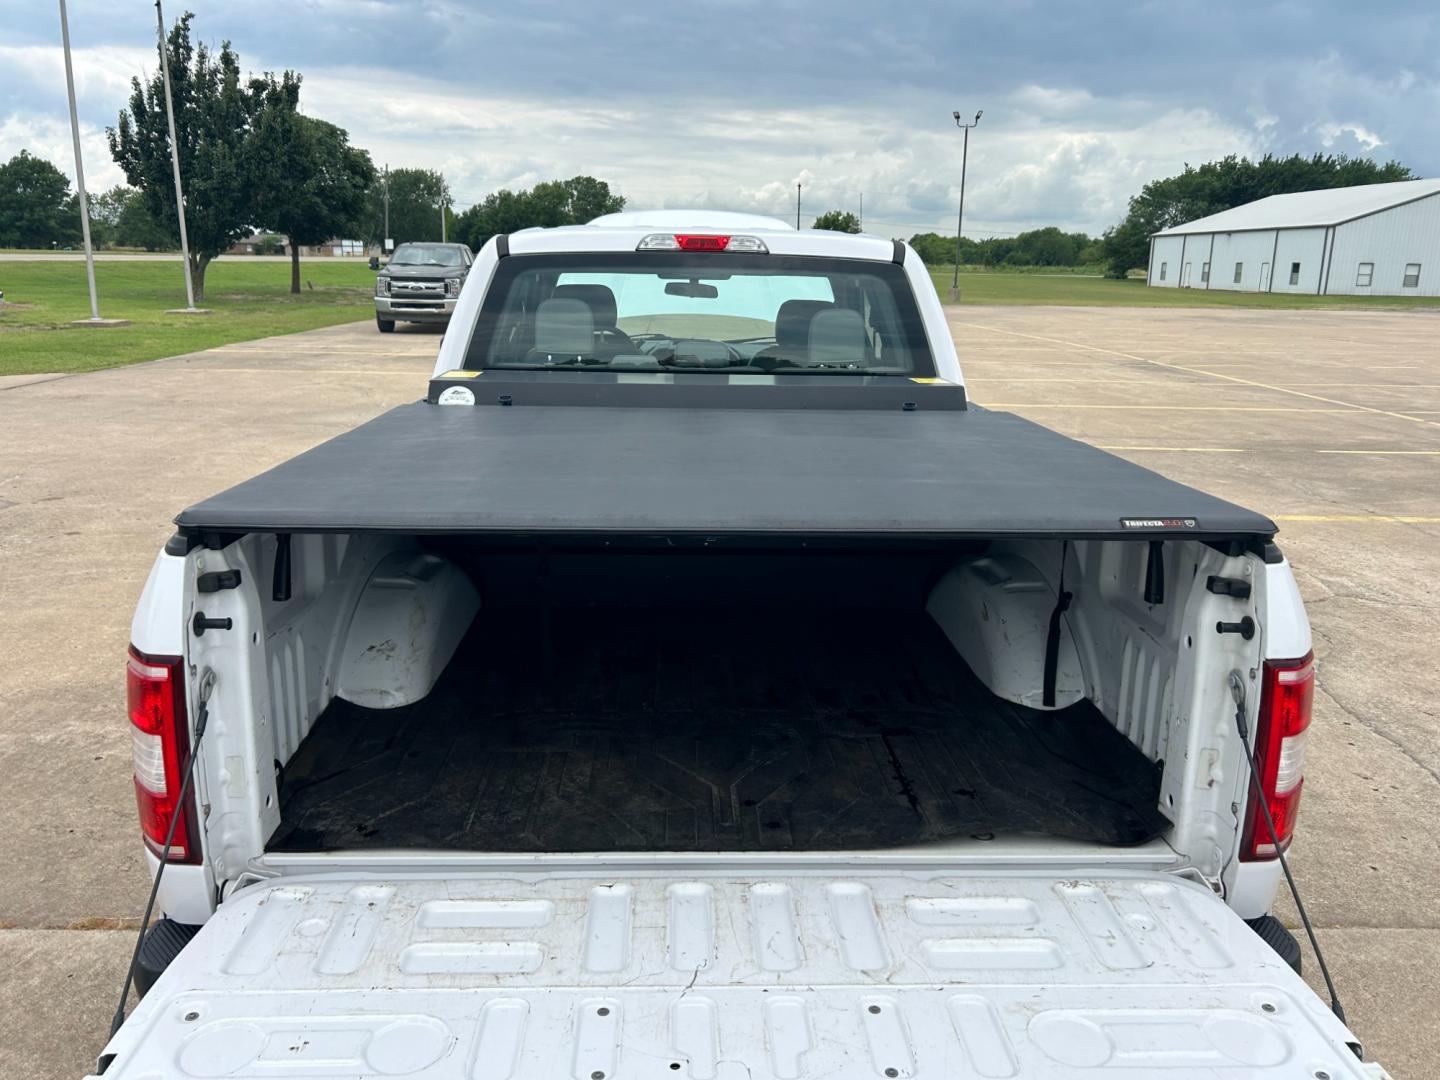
950, 109, 982, 301
383, 164, 390, 250
858, 191, 863, 232
58, 0, 100, 321
795, 183, 801, 230
440, 175, 446, 243
155, 0, 197, 309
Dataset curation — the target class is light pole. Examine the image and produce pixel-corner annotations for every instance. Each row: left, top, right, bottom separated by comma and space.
795, 183, 802, 230
382, 164, 390, 252
58, 0, 126, 327
155, 0, 205, 312
950, 108, 982, 302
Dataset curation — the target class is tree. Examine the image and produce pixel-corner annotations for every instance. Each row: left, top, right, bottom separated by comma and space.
1011, 226, 1077, 266
247, 73, 376, 292
907, 228, 1098, 269
108, 13, 263, 301
562, 175, 626, 223
1101, 152, 1415, 278
87, 185, 132, 248
115, 190, 172, 250
363, 168, 449, 250
811, 210, 861, 233
86, 184, 172, 250
454, 176, 624, 251
907, 232, 956, 265
0, 150, 80, 249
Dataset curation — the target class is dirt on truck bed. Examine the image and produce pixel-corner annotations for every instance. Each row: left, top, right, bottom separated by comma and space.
268, 606, 1169, 853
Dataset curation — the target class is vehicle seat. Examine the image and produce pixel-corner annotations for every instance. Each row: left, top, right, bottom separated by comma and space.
532, 298, 595, 360
807, 307, 870, 367
750, 299, 835, 369
553, 283, 636, 356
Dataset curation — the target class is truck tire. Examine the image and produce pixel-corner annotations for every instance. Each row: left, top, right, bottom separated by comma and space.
376, 315, 396, 333
1246, 914, 1302, 973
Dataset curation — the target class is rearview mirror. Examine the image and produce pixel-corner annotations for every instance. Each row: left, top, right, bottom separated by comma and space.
665, 281, 719, 299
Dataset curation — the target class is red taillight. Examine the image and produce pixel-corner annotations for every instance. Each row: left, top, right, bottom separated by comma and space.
674, 234, 731, 251
127, 647, 199, 864
1241, 652, 1315, 861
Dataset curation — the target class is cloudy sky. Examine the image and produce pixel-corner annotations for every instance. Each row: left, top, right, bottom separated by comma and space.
2, 0, 1436, 238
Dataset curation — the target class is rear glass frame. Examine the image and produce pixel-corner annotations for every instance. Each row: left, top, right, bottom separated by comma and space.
460, 252, 937, 377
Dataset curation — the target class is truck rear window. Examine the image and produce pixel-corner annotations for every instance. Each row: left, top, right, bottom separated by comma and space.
463, 253, 935, 376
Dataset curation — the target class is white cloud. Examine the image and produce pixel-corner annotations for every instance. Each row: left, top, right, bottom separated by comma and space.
4, 2, 1431, 241
0, 113, 126, 192
0, 43, 153, 106
291, 69, 1265, 237
1313, 121, 1384, 152
0, 43, 150, 192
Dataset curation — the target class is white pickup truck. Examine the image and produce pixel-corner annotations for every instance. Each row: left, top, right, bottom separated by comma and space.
96, 211, 1388, 1079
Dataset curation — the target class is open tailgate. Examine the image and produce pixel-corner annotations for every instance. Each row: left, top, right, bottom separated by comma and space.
91, 868, 1386, 1079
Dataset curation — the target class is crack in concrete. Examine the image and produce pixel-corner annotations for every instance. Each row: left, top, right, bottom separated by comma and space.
1317, 682, 1440, 788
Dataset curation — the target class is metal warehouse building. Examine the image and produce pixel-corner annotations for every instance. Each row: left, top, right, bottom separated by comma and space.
1147, 178, 1440, 296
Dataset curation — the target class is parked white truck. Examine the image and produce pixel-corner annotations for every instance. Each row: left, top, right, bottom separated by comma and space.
96, 212, 1388, 1078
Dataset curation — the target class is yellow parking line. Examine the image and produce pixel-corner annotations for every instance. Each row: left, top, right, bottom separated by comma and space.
188, 367, 425, 375
1275, 515, 1440, 524
954, 322, 1440, 429
986, 404, 1355, 412
1097, 445, 1244, 453
1297, 384, 1440, 389
1099, 446, 1440, 455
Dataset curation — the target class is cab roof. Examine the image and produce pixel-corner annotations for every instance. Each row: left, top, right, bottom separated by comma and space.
503, 209, 901, 262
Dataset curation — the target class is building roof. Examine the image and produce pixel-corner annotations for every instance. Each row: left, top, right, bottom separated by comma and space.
1152, 178, 1440, 237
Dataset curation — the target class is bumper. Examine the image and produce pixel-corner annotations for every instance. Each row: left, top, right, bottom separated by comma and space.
375, 296, 456, 323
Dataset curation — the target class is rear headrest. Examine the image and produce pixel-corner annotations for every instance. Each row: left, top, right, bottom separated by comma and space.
774, 299, 835, 347
553, 283, 619, 329
808, 308, 868, 366
534, 298, 595, 355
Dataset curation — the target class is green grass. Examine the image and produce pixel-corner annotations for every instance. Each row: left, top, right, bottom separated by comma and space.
0, 259, 374, 376
929, 268, 1440, 308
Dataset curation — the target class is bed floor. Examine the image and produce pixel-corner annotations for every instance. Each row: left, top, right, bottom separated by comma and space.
268, 606, 1169, 852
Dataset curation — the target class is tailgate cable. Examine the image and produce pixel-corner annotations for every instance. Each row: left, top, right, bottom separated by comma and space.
108, 668, 214, 1038
1042, 540, 1072, 708
1228, 670, 1348, 1025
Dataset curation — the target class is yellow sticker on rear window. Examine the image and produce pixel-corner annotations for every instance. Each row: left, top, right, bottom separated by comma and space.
438, 370, 480, 378
910, 377, 953, 385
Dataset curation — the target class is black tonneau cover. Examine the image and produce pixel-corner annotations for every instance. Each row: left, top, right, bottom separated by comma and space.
176, 401, 1277, 541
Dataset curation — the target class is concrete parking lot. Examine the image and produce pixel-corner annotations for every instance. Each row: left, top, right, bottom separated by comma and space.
1, 307, 1437, 1078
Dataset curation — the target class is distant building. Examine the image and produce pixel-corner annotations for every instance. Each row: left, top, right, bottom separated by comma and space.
1147, 179, 1440, 297
226, 233, 365, 257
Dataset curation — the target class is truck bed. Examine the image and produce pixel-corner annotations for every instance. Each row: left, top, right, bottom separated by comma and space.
268, 606, 1168, 853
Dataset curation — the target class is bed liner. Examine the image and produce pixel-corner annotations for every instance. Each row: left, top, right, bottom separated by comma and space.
175, 399, 1278, 541
267, 607, 1169, 854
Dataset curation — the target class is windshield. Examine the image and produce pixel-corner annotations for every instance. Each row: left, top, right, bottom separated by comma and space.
390, 244, 465, 268
463, 252, 934, 375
